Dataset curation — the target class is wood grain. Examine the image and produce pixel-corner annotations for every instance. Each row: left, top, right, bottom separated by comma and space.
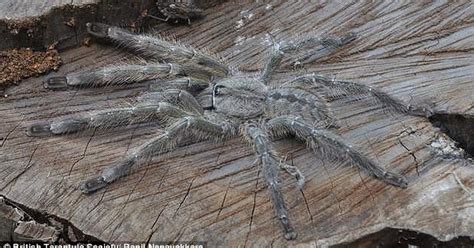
1, 1, 473, 247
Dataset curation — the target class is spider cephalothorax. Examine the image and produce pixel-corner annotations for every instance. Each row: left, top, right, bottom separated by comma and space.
28, 23, 428, 240
212, 76, 267, 118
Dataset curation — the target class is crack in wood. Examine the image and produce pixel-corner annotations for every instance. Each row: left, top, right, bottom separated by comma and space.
172, 222, 188, 243
318, 157, 344, 214
1, 144, 38, 192
356, 169, 377, 207
215, 176, 232, 222
67, 128, 96, 176
85, 187, 107, 218
398, 135, 421, 176
174, 177, 196, 216
299, 189, 314, 222
145, 202, 169, 245
107, 161, 153, 241
1, 194, 103, 242
123, 124, 141, 156
244, 168, 260, 248
0, 116, 25, 148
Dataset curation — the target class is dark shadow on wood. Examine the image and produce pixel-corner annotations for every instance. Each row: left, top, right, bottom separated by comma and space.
429, 113, 474, 157
332, 227, 474, 248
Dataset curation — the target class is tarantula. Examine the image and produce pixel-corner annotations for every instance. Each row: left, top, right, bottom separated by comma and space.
27, 23, 426, 240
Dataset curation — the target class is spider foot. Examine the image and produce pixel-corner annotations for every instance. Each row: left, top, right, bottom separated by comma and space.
79, 176, 108, 194
27, 122, 52, 137
86, 22, 110, 38
44, 76, 69, 90
340, 32, 357, 45
281, 216, 298, 240
320, 32, 357, 48
381, 171, 408, 188
284, 229, 297, 240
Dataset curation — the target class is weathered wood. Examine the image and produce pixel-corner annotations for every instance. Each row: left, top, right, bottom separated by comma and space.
0, 195, 99, 242
1, 1, 473, 247
0, 0, 220, 19
0, 0, 96, 20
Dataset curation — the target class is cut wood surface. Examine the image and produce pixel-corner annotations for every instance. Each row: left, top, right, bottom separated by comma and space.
1, 1, 473, 247
0, 0, 96, 19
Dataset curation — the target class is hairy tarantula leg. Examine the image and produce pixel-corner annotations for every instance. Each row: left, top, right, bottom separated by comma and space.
267, 116, 408, 188
281, 33, 357, 54
244, 123, 297, 240
289, 73, 427, 116
86, 23, 229, 77
138, 89, 204, 115
147, 77, 209, 93
26, 102, 187, 137
288, 33, 357, 65
260, 33, 356, 83
43, 63, 212, 90
80, 116, 236, 194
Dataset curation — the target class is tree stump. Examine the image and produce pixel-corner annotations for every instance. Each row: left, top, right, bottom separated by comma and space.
0, 1, 473, 247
